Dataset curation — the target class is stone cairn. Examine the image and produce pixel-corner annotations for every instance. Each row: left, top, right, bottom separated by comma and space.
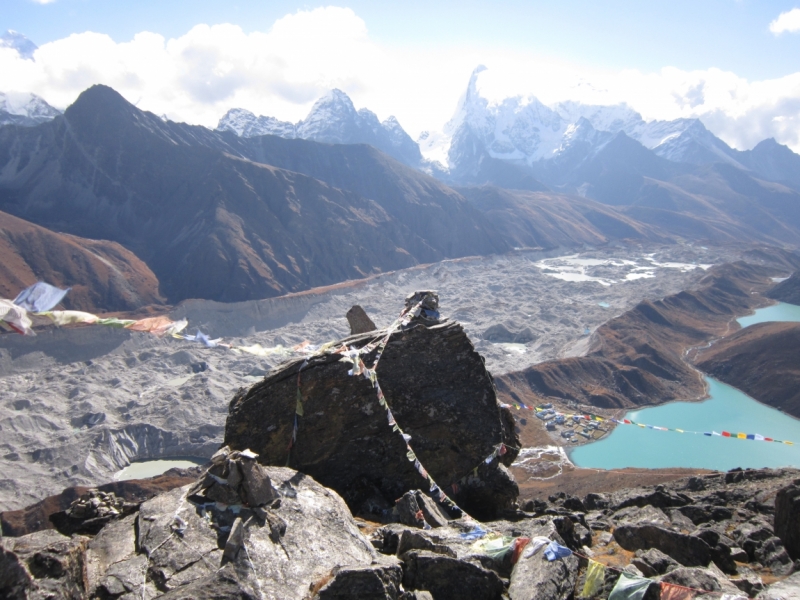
187, 446, 283, 562
67, 490, 129, 521
61, 490, 138, 534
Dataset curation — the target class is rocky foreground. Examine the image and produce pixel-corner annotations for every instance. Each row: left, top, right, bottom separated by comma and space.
3, 290, 800, 599
2, 452, 800, 598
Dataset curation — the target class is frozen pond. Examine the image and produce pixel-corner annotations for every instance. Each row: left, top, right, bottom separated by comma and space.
114, 458, 206, 481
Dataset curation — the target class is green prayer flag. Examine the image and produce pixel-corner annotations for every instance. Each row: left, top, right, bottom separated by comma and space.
609, 572, 651, 600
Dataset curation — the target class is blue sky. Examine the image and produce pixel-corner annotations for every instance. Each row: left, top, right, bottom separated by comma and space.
6, 0, 799, 78
2, 1, 800, 151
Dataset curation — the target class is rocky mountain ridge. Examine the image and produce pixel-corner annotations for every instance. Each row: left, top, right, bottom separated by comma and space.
425, 66, 800, 194
218, 89, 423, 167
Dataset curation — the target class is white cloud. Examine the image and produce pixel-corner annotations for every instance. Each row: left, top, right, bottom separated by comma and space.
770, 8, 800, 34
29, 0, 57, 4
0, 6, 799, 153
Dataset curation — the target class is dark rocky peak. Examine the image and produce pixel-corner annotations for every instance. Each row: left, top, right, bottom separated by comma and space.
297, 88, 361, 143
64, 84, 239, 156
224, 292, 520, 521
738, 137, 800, 191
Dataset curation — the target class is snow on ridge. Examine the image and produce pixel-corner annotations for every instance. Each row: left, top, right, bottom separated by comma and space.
0, 91, 61, 126
421, 66, 732, 168
216, 89, 422, 166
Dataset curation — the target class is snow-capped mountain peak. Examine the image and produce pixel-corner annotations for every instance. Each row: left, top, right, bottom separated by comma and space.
1, 30, 37, 61
424, 65, 743, 173
0, 91, 61, 127
217, 89, 421, 166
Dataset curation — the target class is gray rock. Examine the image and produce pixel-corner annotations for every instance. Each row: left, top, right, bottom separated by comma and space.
134, 466, 376, 599
346, 305, 377, 335
610, 505, 671, 528
631, 548, 680, 577
733, 519, 794, 574
396, 530, 456, 558
402, 550, 505, 600
730, 566, 765, 597
316, 563, 403, 600
757, 571, 800, 599
85, 513, 139, 596
583, 493, 609, 511
666, 508, 697, 532
614, 524, 713, 568
396, 490, 451, 528
691, 528, 738, 574
658, 566, 741, 595
157, 564, 258, 599
775, 481, 800, 560
239, 456, 278, 507
508, 529, 578, 600
608, 486, 691, 512
0, 529, 88, 600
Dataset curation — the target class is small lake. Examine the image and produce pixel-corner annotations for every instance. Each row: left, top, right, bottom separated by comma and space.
115, 457, 207, 481
737, 302, 800, 328
570, 377, 800, 471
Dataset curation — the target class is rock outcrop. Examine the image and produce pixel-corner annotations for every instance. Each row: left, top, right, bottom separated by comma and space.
83, 455, 378, 600
775, 481, 800, 560
346, 305, 377, 335
224, 293, 520, 520
3, 460, 800, 598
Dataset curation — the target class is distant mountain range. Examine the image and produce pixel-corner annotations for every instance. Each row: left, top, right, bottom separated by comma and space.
425, 66, 800, 194
0, 92, 61, 127
217, 89, 423, 168
2, 82, 800, 308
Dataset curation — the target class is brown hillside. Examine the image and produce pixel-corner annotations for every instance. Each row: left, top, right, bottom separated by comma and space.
767, 271, 800, 305
497, 261, 777, 410
455, 186, 671, 249
695, 321, 800, 419
0, 210, 163, 312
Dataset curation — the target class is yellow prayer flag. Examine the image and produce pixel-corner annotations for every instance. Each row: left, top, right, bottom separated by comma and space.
737, 433, 746, 439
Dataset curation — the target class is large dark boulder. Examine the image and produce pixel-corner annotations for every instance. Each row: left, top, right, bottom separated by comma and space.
775, 481, 800, 560
224, 294, 519, 520
315, 563, 404, 600
614, 524, 713, 568
401, 550, 505, 600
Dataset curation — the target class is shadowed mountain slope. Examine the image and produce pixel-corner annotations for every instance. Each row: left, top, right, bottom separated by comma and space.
767, 271, 800, 305
0, 210, 162, 312
695, 321, 800, 419
455, 185, 670, 249
0, 86, 509, 303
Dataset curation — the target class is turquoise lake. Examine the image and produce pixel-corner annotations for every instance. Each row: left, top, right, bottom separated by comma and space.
736, 301, 800, 328
570, 302, 800, 471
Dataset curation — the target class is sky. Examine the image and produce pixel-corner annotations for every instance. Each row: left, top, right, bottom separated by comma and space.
2, 1, 800, 152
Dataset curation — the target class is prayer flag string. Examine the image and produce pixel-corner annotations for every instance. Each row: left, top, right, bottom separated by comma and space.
500, 402, 796, 446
